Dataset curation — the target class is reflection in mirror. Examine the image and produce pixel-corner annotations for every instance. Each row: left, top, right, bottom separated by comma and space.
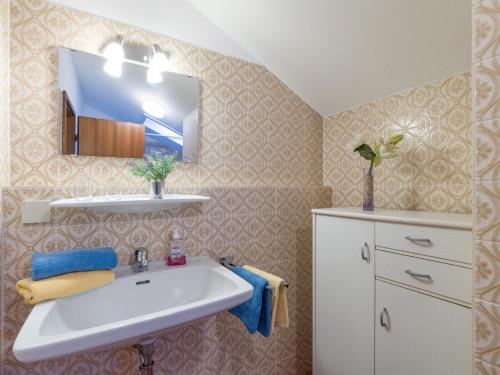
58, 47, 199, 162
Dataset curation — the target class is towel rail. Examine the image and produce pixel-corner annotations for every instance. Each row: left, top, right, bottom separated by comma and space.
219, 256, 289, 288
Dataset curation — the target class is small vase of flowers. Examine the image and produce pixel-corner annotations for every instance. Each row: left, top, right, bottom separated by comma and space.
351, 134, 404, 211
129, 153, 177, 199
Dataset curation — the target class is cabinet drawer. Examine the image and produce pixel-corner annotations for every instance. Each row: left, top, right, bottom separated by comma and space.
375, 221, 472, 264
375, 250, 472, 303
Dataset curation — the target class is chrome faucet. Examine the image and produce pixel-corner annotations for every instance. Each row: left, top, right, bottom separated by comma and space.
132, 247, 149, 273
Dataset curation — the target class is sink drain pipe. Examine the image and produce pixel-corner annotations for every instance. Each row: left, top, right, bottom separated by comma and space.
134, 338, 155, 375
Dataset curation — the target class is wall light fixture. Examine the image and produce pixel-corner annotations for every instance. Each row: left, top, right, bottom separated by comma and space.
102, 35, 124, 78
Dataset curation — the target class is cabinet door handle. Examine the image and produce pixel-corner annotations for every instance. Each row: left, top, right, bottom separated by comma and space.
405, 269, 432, 280
361, 242, 370, 262
405, 236, 432, 244
380, 308, 389, 329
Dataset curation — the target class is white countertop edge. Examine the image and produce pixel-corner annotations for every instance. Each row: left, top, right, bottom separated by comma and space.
311, 207, 472, 230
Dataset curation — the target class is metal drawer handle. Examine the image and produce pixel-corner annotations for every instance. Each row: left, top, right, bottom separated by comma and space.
405, 269, 432, 280
405, 236, 432, 244
380, 308, 389, 329
361, 242, 370, 262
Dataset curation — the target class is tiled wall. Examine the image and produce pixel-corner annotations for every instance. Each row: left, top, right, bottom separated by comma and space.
323, 73, 473, 214
0, 0, 9, 364
0, 0, 8, 186
7, 0, 322, 190
473, 1, 500, 374
0, 0, 330, 374
1, 187, 330, 375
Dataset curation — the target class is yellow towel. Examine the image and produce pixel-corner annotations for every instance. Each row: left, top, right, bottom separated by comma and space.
16, 270, 115, 305
243, 265, 289, 333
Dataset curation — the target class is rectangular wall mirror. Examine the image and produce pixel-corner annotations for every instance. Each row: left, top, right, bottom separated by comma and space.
58, 47, 199, 162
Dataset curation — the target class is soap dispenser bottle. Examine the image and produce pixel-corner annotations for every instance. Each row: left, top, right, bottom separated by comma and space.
167, 227, 186, 266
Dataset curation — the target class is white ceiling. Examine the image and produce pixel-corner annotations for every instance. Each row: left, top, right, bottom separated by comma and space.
51, 0, 471, 116
188, 0, 471, 116
50, 0, 258, 63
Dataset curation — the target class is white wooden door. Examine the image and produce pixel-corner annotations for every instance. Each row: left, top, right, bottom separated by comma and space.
314, 215, 374, 375
375, 280, 472, 375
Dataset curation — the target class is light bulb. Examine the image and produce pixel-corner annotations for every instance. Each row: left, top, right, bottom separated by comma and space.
103, 36, 124, 63
151, 44, 169, 72
102, 35, 124, 77
147, 67, 163, 84
103, 42, 124, 62
142, 99, 165, 118
103, 60, 122, 78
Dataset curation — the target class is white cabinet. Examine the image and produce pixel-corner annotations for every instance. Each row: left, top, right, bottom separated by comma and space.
375, 280, 472, 375
312, 208, 472, 375
314, 215, 374, 375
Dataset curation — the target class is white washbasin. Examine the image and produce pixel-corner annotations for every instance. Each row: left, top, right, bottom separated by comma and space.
13, 257, 253, 362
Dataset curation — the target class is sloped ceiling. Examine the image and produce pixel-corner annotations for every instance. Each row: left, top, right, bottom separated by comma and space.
188, 0, 471, 116
49, 0, 258, 63
50, 0, 471, 116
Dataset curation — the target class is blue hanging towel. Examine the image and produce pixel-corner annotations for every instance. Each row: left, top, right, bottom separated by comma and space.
32, 248, 118, 281
257, 286, 272, 337
229, 266, 269, 334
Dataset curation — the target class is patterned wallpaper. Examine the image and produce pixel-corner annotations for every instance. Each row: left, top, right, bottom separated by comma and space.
0, 0, 329, 374
323, 73, 472, 214
473, 1, 500, 374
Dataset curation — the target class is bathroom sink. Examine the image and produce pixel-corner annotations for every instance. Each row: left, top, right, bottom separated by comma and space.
13, 257, 253, 362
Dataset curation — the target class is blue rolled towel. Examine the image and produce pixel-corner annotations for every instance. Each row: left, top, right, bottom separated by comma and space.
31, 248, 118, 281
229, 266, 269, 334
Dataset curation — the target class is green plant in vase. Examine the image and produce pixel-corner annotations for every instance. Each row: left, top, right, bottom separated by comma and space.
350, 134, 404, 210
129, 153, 177, 199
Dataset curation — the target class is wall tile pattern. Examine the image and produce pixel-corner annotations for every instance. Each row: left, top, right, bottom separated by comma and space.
474, 1, 500, 373
0, 0, 9, 186
476, 358, 500, 375
6, 0, 323, 190
0, 0, 9, 366
1, 186, 330, 375
0, 0, 329, 374
323, 73, 472, 214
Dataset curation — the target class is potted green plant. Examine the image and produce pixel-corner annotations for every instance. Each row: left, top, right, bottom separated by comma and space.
350, 134, 404, 211
129, 153, 177, 199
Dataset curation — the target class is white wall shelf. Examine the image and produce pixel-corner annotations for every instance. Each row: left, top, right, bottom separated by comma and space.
49, 194, 210, 214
